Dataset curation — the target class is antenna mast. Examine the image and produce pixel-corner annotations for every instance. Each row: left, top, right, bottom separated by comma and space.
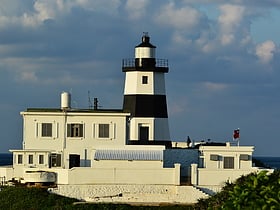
88, 91, 93, 109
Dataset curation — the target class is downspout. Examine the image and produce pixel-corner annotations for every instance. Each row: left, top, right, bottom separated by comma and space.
62, 110, 67, 169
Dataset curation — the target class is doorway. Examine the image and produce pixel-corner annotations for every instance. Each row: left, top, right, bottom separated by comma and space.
69, 154, 80, 169
139, 126, 149, 141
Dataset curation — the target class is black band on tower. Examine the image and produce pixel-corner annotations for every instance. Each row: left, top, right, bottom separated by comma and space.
123, 95, 168, 118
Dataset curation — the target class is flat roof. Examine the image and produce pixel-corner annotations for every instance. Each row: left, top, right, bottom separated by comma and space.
25, 108, 127, 114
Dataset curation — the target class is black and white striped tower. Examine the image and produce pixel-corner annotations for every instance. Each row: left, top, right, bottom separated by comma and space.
122, 33, 170, 143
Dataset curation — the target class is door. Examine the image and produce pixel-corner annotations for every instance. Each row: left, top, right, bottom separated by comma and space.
139, 126, 149, 141
69, 154, 80, 169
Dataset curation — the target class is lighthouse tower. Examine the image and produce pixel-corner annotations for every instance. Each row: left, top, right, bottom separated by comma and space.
122, 33, 170, 143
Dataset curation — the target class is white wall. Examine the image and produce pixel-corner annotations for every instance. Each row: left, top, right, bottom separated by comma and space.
124, 72, 154, 95
190, 144, 271, 187
52, 184, 208, 204
154, 73, 166, 94
199, 144, 254, 170
0, 167, 14, 182
61, 164, 180, 185
124, 72, 166, 95
129, 118, 154, 140
92, 160, 163, 169
154, 118, 170, 140
129, 118, 170, 141
21, 111, 129, 166
194, 166, 273, 186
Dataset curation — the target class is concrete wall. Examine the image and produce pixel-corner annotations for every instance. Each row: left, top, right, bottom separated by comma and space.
53, 164, 180, 185
21, 112, 129, 152
92, 160, 163, 169
191, 164, 274, 186
51, 184, 208, 204
199, 143, 254, 170
0, 167, 13, 183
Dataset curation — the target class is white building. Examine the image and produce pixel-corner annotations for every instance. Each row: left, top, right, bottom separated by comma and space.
0, 34, 271, 204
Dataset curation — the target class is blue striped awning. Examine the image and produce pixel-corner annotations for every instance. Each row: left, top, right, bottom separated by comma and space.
94, 150, 163, 161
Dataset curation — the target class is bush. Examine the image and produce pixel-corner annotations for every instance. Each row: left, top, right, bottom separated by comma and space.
0, 186, 78, 210
195, 170, 280, 210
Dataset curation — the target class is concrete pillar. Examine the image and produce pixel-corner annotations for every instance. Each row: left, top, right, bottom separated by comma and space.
174, 163, 181, 185
191, 163, 198, 185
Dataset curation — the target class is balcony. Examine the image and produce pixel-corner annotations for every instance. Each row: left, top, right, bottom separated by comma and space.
122, 58, 169, 73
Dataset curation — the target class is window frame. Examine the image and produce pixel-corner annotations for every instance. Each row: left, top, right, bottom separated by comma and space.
98, 124, 110, 138
28, 154, 34, 164
17, 154, 23, 164
41, 123, 53, 137
223, 156, 234, 169
38, 154, 44, 164
50, 153, 62, 167
142, 75, 148, 84
67, 123, 84, 138
240, 154, 250, 161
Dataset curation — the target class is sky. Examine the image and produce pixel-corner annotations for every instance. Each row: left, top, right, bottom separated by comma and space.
0, 0, 280, 156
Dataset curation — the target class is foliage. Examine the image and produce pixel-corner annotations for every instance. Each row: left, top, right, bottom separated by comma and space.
195, 170, 280, 210
0, 186, 78, 210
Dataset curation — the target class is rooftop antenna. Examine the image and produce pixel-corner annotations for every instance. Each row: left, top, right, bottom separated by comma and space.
94, 98, 98, 110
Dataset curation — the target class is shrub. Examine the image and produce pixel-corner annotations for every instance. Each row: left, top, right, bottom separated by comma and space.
195, 170, 280, 210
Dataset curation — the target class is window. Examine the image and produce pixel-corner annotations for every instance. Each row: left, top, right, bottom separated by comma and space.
142, 76, 148, 84
50, 154, 61, 167
224, 157, 234, 169
41, 123, 52, 137
17, 154, 23, 164
210, 154, 219, 161
28, 155, 33, 164
99, 124, 109, 138
240, 154, 250, 161
39, 155, 44, 164
67, 124, 83, 137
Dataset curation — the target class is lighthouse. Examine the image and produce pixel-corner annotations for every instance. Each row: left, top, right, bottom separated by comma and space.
122, 33, 170, 143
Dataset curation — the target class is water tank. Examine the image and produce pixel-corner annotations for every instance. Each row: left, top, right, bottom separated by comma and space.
61, 92, 71, 110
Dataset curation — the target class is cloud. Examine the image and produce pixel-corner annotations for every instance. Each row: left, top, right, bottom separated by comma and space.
0, 0, 122, 28
218, 4, 245, 45
255, 40, 276, 64
155, 2, 203, 30
19, 71, 38, 82
202, 82, 228, 92
0, 0, 62, 27
124, 0, 149, 20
